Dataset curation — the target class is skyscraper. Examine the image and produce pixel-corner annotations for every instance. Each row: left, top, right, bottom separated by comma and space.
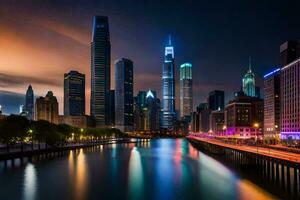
115, 58, 134, 132
35, 91, 59, 124
208, 90, 224, 111
280, 40, 300, 66
263, 68, 280, 143
180, 63, 193, 118
161, 36, 176, 131
146, 90, 160, 132
25, 85, 34, 120
64, 70, 85, 116
280, 58, 300, 141
242, 57, 256, 97
90, 16, 111, 127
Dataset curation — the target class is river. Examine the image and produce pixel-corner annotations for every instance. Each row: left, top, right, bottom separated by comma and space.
0, 139, 277, 200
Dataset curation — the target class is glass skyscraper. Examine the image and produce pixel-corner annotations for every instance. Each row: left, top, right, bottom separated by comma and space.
64, 70, 85, 116
25, 85, 34, 120
115, 58, 134, 132
242, 58, 256, 97
180, 63, 193, 118
160, 36, 176, 131
90, 16, 111, 127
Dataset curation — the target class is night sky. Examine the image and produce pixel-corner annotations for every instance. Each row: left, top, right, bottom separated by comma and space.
0, 0, 300, 114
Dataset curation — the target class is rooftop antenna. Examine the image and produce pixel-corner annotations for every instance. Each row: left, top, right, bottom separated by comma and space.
168, 35, 172, 46
248, 56, 252, 72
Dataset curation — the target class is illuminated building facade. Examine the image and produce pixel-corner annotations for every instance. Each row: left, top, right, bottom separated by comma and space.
90, 16, 111, 127
35, 91, 59, 124
242, 58, 256, 97
146, 90, 160, 132
210, 109, 225, 134
64, 70, 85, 116
224, 92, 263, 138
180, 63, 193, 118
280, 58, 300, 140
25, 85, 34, 120
58, 115, 93, 128
115, 58, 134, 132
263, 68, 280, 142
134, 90, 160, 133
160, 36, 176, 131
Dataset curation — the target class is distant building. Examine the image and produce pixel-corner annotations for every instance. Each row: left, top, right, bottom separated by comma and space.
146, 90, 160, 133
280, 58, 300, 141
255, 86, 261, 98
280, 40, 300, 66
0, 105, 5, 120
196, 103, 210, 133
115, 58, 134, 132
90, 16, 111, 127
58, 115, 93, 128
133, 90, 160, 134
224, 92, 263, 139
64, 70, 85, 116
180, 63, 193, 118
25, 85, 34, 120
210, 109, 225, 134
191, 112, 200, 133
208, 90, 224, 111
35, 91, 59, 124
263, 68, 280, 142
133, 92, 146, 132
242, 58, 256, 97
174, 119, 189, 135
161, 36, 176, 132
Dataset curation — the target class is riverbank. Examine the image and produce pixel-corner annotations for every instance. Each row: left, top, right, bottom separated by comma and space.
0, 138, 141, 161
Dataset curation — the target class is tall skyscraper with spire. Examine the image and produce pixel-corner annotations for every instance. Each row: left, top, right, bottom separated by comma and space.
90, 16, 111, 127
25, 85, 34, 120
242, 57, 256, 97
160, 36, 176, 131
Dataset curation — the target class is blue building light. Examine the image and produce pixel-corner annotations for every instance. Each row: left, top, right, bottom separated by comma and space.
263, 68, 281, 79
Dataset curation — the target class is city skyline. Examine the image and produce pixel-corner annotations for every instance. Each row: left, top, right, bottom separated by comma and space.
1, 0, 300, 115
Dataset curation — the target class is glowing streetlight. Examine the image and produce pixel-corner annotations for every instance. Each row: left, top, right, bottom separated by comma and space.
253, 123, 259, 128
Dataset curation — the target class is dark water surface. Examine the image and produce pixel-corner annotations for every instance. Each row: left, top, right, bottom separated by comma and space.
0, 139, 275, 200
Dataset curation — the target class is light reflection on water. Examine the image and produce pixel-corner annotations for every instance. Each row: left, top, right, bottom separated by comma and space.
68, 149, 88, 200
22, 163, 37, 200
128, 147, 144, 200
0, 139, 277, 200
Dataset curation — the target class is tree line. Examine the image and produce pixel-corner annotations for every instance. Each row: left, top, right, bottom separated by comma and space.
0, 115, 126, 147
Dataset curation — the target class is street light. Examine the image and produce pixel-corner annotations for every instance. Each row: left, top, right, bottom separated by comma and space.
253, 123, 259, 153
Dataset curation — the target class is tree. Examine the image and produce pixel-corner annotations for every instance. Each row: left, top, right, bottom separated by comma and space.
33, 120, 62, 146
0, 115, 29, 144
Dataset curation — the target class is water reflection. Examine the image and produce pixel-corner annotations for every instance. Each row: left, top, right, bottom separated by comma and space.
68, 149, 88, 200
0, 139, 280, 200
128, 147, 144, 200
22, 163, 37, 200
237, 179, 276, 200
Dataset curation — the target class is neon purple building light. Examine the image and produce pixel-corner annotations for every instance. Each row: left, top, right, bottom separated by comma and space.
263, 68, 280, 79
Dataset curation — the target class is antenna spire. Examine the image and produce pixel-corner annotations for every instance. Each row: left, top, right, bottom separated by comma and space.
168, 35, 172, 46
248, 56, 252, 72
